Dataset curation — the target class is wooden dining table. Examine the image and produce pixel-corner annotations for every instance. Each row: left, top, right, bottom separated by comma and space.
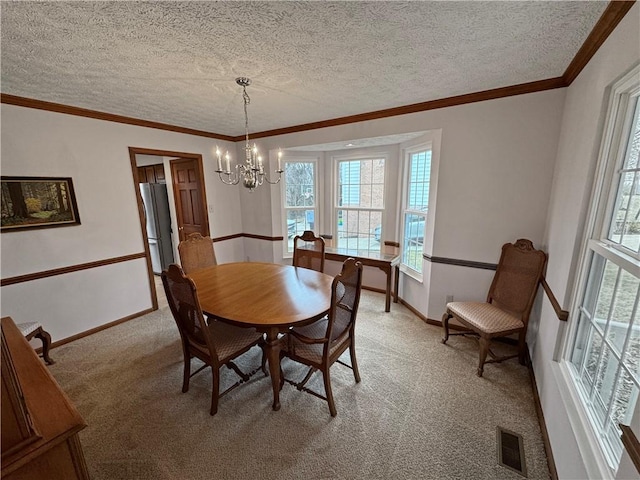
188, 262, 334, 411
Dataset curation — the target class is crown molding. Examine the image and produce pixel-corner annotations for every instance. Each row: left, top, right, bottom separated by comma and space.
238, 77, 566, 141
0, 94, 235, 142
562, 1, 636, 85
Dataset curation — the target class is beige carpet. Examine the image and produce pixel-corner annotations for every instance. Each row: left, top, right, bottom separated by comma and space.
49, 290, 551, 480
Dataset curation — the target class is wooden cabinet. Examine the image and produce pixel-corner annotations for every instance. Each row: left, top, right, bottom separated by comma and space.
1, 317, 89, 479
137, 164, 166, 184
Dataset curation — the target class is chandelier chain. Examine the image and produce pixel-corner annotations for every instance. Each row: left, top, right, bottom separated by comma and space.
242, 86, 251, 146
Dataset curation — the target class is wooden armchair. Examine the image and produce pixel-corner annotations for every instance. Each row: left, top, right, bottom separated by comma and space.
161, 264, 266, 415
17, 322, 55, 365
442, 239, 547, 377
293, 230, 325, 272
178, 232, 216, 274
281, 258, 363, 416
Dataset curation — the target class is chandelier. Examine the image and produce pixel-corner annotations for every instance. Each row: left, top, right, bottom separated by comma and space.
215, 77, 283, 191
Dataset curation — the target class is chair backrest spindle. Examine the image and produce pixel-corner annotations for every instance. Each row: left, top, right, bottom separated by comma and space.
326, 258, 363, 353
293, 230, 325, 272
178, 233, 217, 274
487, 239, 547, 324
162, 264, 218, 361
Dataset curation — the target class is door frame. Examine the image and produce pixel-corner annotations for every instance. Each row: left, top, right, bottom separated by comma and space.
128, 147, 209, 311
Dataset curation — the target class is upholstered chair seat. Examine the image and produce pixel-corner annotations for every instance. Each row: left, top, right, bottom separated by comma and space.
446, 302, 524, 334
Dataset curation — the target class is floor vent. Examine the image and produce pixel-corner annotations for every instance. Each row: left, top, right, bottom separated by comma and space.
497, 426, 527, 477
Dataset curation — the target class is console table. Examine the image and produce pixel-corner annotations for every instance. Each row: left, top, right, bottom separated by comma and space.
324, 247, 400, 312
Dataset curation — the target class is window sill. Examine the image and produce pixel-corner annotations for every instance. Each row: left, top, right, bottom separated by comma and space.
400, 264, 423, 284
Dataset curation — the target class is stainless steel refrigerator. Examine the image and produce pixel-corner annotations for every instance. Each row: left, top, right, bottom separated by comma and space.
140, 183, 174, 274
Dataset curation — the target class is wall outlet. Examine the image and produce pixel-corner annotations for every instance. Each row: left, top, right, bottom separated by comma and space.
446, 295, 454, 304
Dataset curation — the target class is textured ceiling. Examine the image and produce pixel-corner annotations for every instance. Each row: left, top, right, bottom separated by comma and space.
1, 1, 608, 138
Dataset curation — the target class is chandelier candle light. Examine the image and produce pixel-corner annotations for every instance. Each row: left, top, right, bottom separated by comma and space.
215, 77, 283, 191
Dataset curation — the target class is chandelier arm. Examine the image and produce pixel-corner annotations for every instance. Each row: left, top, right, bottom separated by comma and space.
217, 174, 239, 186
262, 171, 283, 185
217, 168, 240, 185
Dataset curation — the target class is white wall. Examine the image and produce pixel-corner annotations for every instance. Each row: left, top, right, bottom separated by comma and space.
535, 3, 640, 479
253, 88, 565, 320
0, 105, 244, 341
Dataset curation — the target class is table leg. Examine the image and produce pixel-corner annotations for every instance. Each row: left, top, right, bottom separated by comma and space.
394, 265, 400, 304
265, 328, 281, 411
384, 265, 391, 312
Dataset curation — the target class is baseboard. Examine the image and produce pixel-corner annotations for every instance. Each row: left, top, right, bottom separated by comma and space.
44, 307, 156, 351
526, 350, 559, 480
361, 285, 386, 295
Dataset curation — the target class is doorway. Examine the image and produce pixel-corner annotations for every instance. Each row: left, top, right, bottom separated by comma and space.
128, 147, 209, 310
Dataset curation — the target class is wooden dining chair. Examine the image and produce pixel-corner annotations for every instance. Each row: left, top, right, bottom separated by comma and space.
162, 264, 266, 415
281, 258, 363, 416
177, 232, 217, 274
442, 239, 547, 377
293, 230, 325, 272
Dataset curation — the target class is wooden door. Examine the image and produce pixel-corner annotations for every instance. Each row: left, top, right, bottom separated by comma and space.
170, 158, 209, 241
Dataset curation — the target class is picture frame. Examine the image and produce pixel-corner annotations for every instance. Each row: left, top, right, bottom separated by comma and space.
1, 176, 81, 232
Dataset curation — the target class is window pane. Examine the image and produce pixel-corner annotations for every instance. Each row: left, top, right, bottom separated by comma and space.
609, 171, 640, 252
606, 269, 639, 355
571, 256, 640, 467
285, 162, 314, 207
402, 213, 425, 273
338, 159, 385, 209
592, 348, 619, 425
612, 366, 639, 428
571, 310, 594, 371
624, 98, 640, 170
583, 328, 604, 389
582, 252, 606, 317
336, 208, 382, 252
408, 150, 431, 212
284, 161, 316, 254
339, 161, 361, 206
605, 367, 639, 464
595, 260, 620, 334
286, 209, 314, 253
608, 98, 640, 254
623, 314, 640, 385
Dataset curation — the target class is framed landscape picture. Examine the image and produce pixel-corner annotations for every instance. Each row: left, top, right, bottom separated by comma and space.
1, 176, 81, 232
